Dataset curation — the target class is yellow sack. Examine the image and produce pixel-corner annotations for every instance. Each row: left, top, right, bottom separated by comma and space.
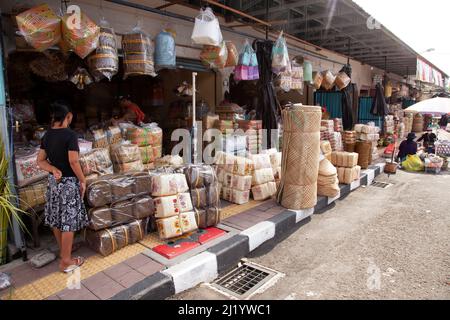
402, 155, 424, 172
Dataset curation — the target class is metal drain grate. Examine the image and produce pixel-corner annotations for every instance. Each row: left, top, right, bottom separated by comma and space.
372, 181, 392, 189
210, 262, 282, 299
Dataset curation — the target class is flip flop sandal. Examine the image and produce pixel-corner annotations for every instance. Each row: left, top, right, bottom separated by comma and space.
62, 256, 86, 274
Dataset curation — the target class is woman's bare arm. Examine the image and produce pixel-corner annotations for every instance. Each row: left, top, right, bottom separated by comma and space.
37, 149, 62, 179
68, 151, 86, 196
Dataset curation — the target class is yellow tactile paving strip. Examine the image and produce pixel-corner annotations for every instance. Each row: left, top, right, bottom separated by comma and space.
2, 237, 151, 301
2, 201, 266, 300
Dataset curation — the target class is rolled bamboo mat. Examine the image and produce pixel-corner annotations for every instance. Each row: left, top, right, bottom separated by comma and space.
277, 105, 322, 210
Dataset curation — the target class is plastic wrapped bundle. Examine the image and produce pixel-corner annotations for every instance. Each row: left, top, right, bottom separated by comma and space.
111, 200, 134, 225
232, 189, 250, 205
133, 196, 154, 219
110, 143, 141, 165
355, 141, 373, 169
190, 187, 207, 209
122, 28, 156, 78
88, 22, 118, 81
177, 193, 194, 213
194, 207, 221, 229
16, 4, 61, 52
85, 228, 125, 256
154, 30, 176, 70
79, 148, 113, 177
110, 175, 135, 201
154, 195, 179, 218
252, 168, 275, 186
248, 154, 272, 170
206, 184, 220, 207
151, 174, 179, 197
179, 211, 198, 233
106, 126, 122, 145
184, 164, 217, 188
130, 171, 152, 195
312, 72, 323, 90
61, 10, 99, 59
252, 182, 277, 201
128, 219, 147, 243
127, 125, 163, 147
191, 7, 223, 46
88, 207, 113, 231
231, 175, 252, 191
87, 179, 112, 207
156, 215, 182, 240
225, 41, 239, 67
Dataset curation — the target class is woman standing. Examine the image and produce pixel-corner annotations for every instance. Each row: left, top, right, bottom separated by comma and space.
37, 102, 88, 273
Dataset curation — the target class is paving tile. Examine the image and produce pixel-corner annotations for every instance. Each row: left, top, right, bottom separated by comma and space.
45, 295, 61, 300
103, 263, 133, 279
136, 260, 164, 277
82, 272, 113, 292
34, 261, 59, 278
57, 285, 99, 300
224, 217, 256, 229
244, 210, 279, 220
220, 221, 246, 231
91, 281, 125, 300
234, 212, 265, 223
264, 206, 285, 216
115, 270, 145, 288
124, 254, 154, 270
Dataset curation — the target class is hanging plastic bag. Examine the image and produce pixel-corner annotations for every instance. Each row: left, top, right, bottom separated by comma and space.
61, 10, 99, 59
402, 154, 424, 172
271, 31, 289, 75
234, 40, 258, 80
276, 60, 292, 92
303, 60, 313, 83
200, 41, 228, 69
155, 30, 176, 70
237, 39, 253, 66
290, 59, 304, 92
122, 26, 157, 79
88, 18, 118, 81
225, 41, 238, 67
335, 71, 351, 90
248, 65, 260, 81
16, 4, 61, 52
234, 65, 249, 81
191, 7, 223, 46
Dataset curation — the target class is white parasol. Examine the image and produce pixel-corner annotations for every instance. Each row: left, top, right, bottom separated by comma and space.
405, 97, 450, 115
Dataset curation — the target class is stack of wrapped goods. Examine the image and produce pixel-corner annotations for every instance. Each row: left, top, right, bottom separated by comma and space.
215, 101, 244, 122
249, 154, 277, 201
332, 118, 344, 151
412, 113, 424, 133
317, 158, 340, 198
84, 172, 153, 256
343, 131, 357, 152
216, 152, 254, 204
16, 147, 49, 211
422, 114, 432, 131
127, 124, 163, 170
261, 148, 282, 187
110, 143, 144, 173
354, 123, 380, 165
331, 152, 361, 185
384, 115, 395, 134
237, 120, 263, 154
321, 120, 336, 151
79, 148, 114, 183
151, 172, 198, 239
184, 164, 221, 229
333, 118, 343, 132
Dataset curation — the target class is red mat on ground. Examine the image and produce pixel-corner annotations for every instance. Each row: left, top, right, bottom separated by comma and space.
151, 227, 227, 259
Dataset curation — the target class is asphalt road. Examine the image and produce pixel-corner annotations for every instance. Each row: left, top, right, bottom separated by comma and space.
171, 169, 450, 300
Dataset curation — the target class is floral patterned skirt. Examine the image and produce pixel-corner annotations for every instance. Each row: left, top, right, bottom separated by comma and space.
45, 175, 89, 232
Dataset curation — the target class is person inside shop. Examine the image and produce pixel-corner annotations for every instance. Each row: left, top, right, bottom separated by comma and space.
397, 132, 418, 162
417, 128, 438, 153
111, 96, 146, 125
36, 102, 88, 273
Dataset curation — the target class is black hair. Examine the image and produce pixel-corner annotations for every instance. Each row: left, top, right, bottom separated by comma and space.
50, 101, 71, 125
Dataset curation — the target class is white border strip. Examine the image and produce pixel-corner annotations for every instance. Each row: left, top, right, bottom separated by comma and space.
241, 221, 276, 251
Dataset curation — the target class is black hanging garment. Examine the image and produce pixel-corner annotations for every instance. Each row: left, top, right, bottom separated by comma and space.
370, 83, 389, 134
253, 39, 280, 148
339, 64, 354, 130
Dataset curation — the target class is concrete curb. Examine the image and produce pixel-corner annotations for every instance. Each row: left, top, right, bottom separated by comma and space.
111, 166, 382, 300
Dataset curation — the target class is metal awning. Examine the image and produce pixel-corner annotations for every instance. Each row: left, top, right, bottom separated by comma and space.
183, 0, 447, 80
241, 0, 418, 76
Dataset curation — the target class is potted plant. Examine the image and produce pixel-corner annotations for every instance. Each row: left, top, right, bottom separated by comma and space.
0, 138, 27, 265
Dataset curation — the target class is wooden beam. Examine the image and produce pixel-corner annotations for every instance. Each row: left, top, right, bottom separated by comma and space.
205, 0, 271, 27
155, 1, 184, 10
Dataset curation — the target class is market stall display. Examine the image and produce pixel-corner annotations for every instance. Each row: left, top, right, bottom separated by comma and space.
277, 105, 322, 210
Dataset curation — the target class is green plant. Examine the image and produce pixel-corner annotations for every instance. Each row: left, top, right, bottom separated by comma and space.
0, 138, 28, 265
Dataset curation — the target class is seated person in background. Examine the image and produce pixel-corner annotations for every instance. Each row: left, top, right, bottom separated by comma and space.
397, 133, 418, 162
417, 129, 437, 153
